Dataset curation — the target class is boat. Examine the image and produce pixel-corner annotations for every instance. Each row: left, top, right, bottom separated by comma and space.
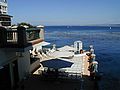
110, 27, 112, 29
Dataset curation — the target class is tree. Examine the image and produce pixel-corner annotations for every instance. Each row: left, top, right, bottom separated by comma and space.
17, 22, 35, 28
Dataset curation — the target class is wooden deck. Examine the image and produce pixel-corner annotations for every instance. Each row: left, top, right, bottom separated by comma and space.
17, 51, 98, 90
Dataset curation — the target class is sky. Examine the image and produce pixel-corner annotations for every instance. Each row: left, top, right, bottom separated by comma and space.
8, 0, 120, 26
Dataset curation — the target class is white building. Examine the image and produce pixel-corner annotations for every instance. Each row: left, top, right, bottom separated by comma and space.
0, 0, 7, 14
0, 0, 12, 27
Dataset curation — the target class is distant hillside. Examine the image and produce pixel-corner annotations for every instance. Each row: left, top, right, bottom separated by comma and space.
108, 24, 120, 27
91, 24, 120, 27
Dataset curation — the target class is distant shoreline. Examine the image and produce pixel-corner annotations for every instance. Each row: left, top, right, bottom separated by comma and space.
45, 25, 120, 28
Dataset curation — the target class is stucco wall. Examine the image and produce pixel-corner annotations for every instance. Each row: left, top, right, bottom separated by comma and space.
17, 51, 30, 80
29, 59, 40, 73
0, 49, 17, 66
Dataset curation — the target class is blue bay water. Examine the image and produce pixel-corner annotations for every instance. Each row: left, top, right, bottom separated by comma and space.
44, 26, 120, 89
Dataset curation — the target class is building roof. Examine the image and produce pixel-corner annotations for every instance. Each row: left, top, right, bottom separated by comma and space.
0, 14, 13, 17
37, 25, 44, 28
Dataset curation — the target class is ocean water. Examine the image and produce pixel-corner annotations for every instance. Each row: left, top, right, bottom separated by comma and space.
44, 26, 120, 90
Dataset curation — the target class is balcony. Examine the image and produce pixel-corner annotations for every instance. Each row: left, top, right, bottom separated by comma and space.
0, 26, 44, 51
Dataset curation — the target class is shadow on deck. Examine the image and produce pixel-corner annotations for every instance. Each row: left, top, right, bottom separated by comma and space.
16, 74, 99, 90
82, 75, 99, 90
17, 74, 81, 90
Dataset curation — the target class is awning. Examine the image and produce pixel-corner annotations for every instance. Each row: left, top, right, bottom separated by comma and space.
40, 41, 50, 46
33, 41, 50, 51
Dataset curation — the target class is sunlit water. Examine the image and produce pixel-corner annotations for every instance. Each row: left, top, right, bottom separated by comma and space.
45, 26, 120, 90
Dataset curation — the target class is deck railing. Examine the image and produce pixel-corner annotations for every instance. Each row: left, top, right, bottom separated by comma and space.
26, 28, 40, 41
7, 30, 18, 42
0, 26, 44, 48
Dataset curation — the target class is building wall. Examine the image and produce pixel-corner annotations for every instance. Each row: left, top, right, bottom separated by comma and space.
0, 49, 31, 88
0, 50, 18, 89
0, 49, 17, 66
30, 59, 40, 73
0, 50, 7, 66
0, 0, 7, 14
17, 51, 30, 81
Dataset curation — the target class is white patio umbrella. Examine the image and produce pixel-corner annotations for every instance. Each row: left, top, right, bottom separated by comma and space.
58, 45, 75, 51
33, 41, 50, 51
49, 51, 74, 58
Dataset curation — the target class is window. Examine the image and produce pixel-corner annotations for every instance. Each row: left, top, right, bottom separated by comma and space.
0, 0, 7, 3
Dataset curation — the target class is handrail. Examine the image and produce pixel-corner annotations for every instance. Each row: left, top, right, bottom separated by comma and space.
26, 28, 40, 41
6, 28, 41, 42
0, 26, 43, 48
7, 30, 18, 41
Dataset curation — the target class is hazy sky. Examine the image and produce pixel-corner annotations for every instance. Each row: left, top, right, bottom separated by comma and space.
8, 0, 120, 25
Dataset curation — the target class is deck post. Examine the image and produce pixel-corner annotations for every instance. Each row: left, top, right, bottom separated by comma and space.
17, 26, 27, 47
0, 26, 7, 47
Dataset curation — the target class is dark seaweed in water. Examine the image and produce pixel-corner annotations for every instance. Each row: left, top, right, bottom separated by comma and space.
45, 26, 120, 90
